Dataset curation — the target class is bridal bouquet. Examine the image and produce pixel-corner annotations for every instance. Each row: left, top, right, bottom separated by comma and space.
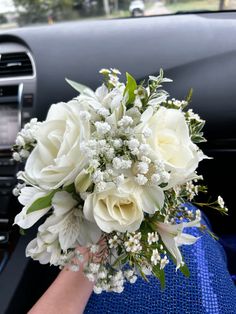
12, 68, 227, 293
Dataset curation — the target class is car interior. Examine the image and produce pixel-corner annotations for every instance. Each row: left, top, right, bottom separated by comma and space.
0, 7, 235, 313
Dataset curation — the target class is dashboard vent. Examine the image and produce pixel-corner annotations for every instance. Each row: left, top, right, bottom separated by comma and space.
0, 52, 33, 78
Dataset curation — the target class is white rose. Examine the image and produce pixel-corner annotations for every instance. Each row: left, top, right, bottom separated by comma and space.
25, 100, 90, 190
83, 181, 164, 233
144, 107, 205, 187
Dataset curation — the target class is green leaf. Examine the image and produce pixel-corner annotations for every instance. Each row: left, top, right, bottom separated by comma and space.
19, 228, 26, 236
112, 253, 127, 267
191, 135, 206, 144
63, 183, 75, 194
168, 252, 190, 278
65, 78, 93, 95
123, 72, 137, 105
152, 265, 165, 289
186, 88, 193, 103
194, 121, 205, 133
26, 190, 56, 214
179, 263, 190, 278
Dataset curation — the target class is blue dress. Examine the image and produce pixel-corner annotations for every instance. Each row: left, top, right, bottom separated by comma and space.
85, 205, 236, 314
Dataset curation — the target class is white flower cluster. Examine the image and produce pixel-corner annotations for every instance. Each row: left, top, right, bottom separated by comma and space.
147, 232, 159, 245
12, 182, 26, 197
185, 180, 199, 201
99, 68, 121, 88
12, 68, 214, 294
187, 109, 204, 123
124, 232, 142, 253
108, 233, 122, 249
167, 98, 187, 109
12, 118, 41, 162
85, 264, 137, 294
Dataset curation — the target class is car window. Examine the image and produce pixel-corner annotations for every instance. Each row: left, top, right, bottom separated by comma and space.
1, 0, 236, 30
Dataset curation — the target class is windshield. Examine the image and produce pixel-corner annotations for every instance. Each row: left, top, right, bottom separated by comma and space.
0, 0, 235, 30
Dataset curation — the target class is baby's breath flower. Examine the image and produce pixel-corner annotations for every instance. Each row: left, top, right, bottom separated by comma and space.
19, 149, 30, 159
15, 135, 25, 147
12, 152, 21, 162
134, 174, 148, 186
90, 159, 100, 169
12, 187, 20, 197
97, 108, 110, 117
151, 173, 161, 185
142, 128, 152, 138
127, 139, 139, 151
195, 209, 201, 221
217, 196, 225, 209
112, 157, 132, 170
137, 161, 149, 174
87, 273, 96, 282
139, 144, 150, 155
141, 156, 151, 164
95, 121, 111, 135
118, 116, 133, 128
113, 139, 123, 149
161, 171, 170, 183
89, 263, 100, 274
93, 285, 103, 294
92, 170, 104, 183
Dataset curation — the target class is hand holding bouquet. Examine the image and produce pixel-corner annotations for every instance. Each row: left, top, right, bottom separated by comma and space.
12, 68, 228, 293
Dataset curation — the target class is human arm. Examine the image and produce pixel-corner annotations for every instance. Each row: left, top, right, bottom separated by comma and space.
28, 250, 93, 314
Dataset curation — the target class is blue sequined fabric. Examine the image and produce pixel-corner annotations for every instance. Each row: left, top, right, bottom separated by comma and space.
85, 205, 236, 314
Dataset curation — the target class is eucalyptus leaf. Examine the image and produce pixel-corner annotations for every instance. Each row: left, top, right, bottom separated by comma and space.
26, 190, 56, 214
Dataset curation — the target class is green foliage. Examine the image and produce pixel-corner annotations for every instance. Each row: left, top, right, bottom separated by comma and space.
186, 88, 193, 104
152, 265, 166, 289
124, 72, 137, 105
189, 119, 206, 143
179, 263, 190, 277
65, 78, 93, 95
26, 190, 57, 214
19, 227, 26, 235
13, 0, 78, 25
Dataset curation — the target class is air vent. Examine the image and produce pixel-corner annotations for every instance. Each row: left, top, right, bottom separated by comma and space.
0, 52, 33, 78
